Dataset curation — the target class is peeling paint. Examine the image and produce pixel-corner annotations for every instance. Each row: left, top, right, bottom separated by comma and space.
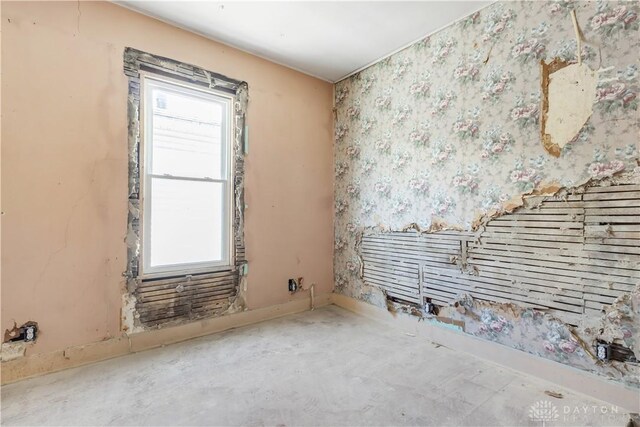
403, 219, 465, 234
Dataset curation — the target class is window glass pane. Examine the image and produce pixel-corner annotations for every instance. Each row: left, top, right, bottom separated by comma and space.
150, 86, 225, 180
148, 177, 226, 268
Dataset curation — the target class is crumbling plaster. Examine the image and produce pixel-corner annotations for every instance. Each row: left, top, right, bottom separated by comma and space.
541, 60, 598, 157
540, 10, 599, 157
334, 0, 639, 385
122, 47, 249, 329
439, 286, 640, 387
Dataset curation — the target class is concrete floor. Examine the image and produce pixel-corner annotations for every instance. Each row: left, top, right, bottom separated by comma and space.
1, 305, 630, 426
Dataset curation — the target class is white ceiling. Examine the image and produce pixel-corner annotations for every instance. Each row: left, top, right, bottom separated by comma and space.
116, 1, 492, 83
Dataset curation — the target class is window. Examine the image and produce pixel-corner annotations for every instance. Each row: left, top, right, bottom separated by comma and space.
141, 75, 234, 277
125, 48, 247, 326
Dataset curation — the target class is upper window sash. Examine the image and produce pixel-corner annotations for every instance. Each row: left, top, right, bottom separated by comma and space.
143, 77, 231, 180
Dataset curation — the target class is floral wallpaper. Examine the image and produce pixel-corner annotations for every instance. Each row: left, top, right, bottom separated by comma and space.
334, 0, 639, 294
439, 289, 640, 387
333, 0, 639, 383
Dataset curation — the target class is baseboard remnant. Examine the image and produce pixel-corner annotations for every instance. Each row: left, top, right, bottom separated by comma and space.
331, 293, 640, 413
1, 294, 331, 385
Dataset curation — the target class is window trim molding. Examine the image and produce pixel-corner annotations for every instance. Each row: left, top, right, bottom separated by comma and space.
124, 47, 248, 327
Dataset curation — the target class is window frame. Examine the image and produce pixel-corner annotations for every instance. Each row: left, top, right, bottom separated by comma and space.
139, 72, 235, 279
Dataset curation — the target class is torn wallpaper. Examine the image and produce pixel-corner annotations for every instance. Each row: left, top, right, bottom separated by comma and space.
333, 0, 639, 385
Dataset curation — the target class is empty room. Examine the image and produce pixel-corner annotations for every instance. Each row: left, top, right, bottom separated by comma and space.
1, 0, 639, 425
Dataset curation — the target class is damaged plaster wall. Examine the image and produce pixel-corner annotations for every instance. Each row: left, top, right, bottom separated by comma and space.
540, 10, 599, 157
2, 0, 334, 357
362, 174, 640, 387
334, 0, 639, 384
541, 60, 598, 156
123, 48, 249, 329
439, 283, 640, 387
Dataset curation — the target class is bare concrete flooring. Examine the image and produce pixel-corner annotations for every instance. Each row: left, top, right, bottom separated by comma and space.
1, 305, 629, 426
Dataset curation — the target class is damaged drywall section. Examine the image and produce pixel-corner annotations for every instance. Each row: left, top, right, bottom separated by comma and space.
3, 321, 38, 343
123, 48, 249, 329
1, 321, 38, 362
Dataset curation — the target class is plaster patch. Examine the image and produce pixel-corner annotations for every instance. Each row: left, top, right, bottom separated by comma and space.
541, 60, 597, 157
121, 293, 143, 334
223, 276, 248, 315
1, 342, 27, 362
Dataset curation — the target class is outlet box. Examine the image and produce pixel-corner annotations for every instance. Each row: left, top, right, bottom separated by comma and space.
24, 325, 37, 342
6, 322, 38, 343
288, 278, 298, 293
595, 342, 610, 361
424, 298, 438, 316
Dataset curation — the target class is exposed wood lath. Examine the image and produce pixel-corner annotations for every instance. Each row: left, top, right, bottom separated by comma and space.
135, 238, 246, 326
136, 272, 238, 326
361, 231, 470, 305
124, 48, 249, 328
361, 184, 640, 325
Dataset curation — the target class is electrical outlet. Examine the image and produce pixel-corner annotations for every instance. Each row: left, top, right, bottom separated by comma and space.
424, 298, 438, 315
24, 325, 37, 342
595, 341, 610, 361
6, 322, 38, 343
288, 278, 298, 293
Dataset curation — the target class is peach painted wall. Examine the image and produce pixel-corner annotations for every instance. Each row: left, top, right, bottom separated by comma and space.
1, 1, 334, 355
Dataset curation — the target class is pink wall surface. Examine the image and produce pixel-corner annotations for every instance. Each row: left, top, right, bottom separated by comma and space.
1, 1, 334, 354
